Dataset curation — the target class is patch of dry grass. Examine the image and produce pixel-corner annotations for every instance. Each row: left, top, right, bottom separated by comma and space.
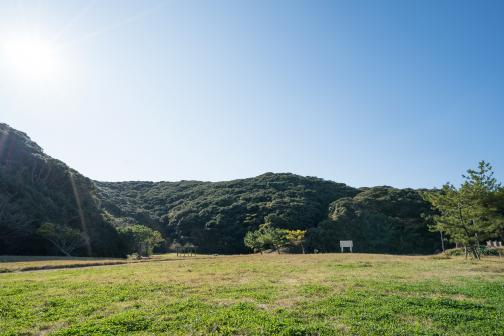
0, 253, 194, 273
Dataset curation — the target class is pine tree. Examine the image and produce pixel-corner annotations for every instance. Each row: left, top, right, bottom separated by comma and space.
424, 161, 503, 259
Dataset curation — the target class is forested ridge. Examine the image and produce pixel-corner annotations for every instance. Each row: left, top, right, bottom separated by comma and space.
95, 174, 361, 253
0, 123, 122, 256
0, 123, 441, 256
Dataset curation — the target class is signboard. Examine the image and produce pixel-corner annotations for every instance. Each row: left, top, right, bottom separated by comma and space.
340, 240, 353, 252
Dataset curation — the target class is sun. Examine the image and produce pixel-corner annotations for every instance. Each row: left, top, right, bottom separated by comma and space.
1, 34, 63, 82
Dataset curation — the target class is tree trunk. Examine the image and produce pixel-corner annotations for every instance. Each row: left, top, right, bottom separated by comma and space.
440, 232, 445, 252
475, 233, 481, 260
59, 248, 72, 257
469, 245, 479, 260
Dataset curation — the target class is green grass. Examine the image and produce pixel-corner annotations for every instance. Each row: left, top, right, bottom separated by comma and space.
1, 254, 503, 335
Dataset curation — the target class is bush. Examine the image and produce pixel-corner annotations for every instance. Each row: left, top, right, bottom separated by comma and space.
482, 247, 504, 256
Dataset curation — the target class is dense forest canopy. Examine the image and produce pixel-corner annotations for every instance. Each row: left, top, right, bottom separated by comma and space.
0, 123, 441, 256
95, 174, 359, 253
0, 123, 122, 256
306, 187, 440, 254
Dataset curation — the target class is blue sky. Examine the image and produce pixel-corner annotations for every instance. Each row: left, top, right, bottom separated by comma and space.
1, 0, 503, 188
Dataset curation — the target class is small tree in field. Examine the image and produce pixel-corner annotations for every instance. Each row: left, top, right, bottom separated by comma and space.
36, 222, 84, 256
268, 226, 289, 253
423, 161, 503, 259
285, 230, 306, 254
244, 224, 288, 254
244, 230, 264, 254
117, 225, 164, 257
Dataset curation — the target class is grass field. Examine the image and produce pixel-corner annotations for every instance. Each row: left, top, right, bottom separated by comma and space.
0, 254, 184, 273
1, 254, 503, 336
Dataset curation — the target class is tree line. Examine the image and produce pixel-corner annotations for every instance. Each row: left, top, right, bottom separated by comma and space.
35, 161, 504, 260
2, 123, 502, 258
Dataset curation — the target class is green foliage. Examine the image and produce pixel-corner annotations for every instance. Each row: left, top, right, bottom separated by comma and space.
243, 230, 264, 253
482, 179, 504, 244
445, 247, 504, 257
244, 224, 289, 253
285, 229, 306, 253
267, 226, 289, 252
116, 225, 164, 257
0, 123, 123, 257
96, 173, 358, 254
0, 123, 447, 256
97, 180, 442, 255
423, 161, 504, 259
307, 187, 439, 253
36, 222, 84, 257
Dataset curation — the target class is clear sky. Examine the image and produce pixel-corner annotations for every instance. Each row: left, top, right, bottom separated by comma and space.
1, 0, 503, 188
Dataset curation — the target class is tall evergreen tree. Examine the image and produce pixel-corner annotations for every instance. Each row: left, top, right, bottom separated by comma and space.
424, 161, 503, 259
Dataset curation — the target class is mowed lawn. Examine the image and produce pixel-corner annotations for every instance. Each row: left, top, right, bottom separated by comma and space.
1, 254, 503, 336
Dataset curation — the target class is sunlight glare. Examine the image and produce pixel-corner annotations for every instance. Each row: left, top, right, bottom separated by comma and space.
2, 34, 63, 82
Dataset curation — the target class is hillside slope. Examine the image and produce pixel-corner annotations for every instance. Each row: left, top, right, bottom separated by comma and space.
95, 178, 440, 254
0, 123, 122, 256
95, 174, 359, 253
307, 186, 440, 254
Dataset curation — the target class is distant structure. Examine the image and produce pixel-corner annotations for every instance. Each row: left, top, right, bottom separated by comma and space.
340, 240, 353, 253
486, 241, 503, 248
176, 244, 197, 257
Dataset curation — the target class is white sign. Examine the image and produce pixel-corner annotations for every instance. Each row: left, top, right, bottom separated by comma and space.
340, 240, 353, 252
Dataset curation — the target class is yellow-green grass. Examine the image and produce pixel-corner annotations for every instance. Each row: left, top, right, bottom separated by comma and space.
1, 254, 503, 335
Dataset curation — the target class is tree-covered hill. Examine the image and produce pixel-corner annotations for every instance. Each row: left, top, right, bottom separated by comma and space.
306, 187, 440, 254
0, 123, 440, 256
95, 174, 359, 253
0, 123, 122, 256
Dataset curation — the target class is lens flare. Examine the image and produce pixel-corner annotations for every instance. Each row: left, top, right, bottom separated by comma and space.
1, 34, 63, 82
